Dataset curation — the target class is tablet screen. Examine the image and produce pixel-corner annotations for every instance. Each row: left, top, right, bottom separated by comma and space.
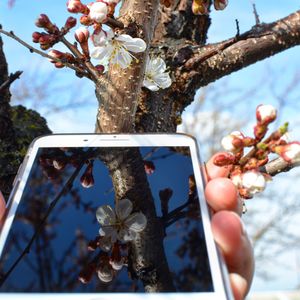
0, 146, 213, 293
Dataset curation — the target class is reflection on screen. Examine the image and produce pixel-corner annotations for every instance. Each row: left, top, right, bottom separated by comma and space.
0, 147, 213, 293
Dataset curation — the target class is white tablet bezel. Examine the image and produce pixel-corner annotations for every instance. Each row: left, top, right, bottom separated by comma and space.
0, 134, 233, 300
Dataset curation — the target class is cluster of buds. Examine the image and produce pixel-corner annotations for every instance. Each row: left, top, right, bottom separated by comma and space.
67, 0, 120, 26
192, 0, 228, 15
79, 240, 127, 284
33, 14, 77, 50
39, 149, 96, 189
214, 104, 300, 200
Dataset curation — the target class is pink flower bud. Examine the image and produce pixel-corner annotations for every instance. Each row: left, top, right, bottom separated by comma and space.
80, 162, 94, 188
67, 0, 86, 13
78, 263, 97, 284
275, 142, 300, 163
75, 27, 90, 43
214, 0, 228, 10
254, 123, 268, 141
35, 14, 51, 28
192, 0, 209, 15
144, 160, 155, 175
97, 263, 114, 283
241, 170, 266, 196
52, 158, 67, 170
48, 50, 65, 68
221, 131, 244, 153
35, 14, 59, 34
89, 2, 108, 23
64, 16, 77, 30
80, 15, 94, 26
32, 32, 42, 43
256, 104, 277, 125
48, 49, 65, 60
95, 64, 105, 74
213, 152, 236, 166
109, 243, 123, 271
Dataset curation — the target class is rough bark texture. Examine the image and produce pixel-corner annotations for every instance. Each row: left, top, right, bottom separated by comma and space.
99, 148, 175, 291
95, 0, 160, 133
136, 9, 300, 133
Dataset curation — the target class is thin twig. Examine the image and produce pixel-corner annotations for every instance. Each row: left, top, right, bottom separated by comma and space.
105, 17, 124, 29
252, 2, 261, 25
0, 71, 23, 93
0, 28, 90, 78
260, 157, 300, 177
235, 19, 240, 37
0, 160, 86, 286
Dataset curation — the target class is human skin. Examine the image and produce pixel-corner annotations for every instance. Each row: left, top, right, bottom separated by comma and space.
205, 153, 254, 300
0, 153, 253, 299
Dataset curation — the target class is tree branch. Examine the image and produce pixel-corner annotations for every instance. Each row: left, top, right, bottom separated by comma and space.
183, 10, 300, 90
0, 28, 91, 79
0, 71, 22, 93
260, 157, 300, 177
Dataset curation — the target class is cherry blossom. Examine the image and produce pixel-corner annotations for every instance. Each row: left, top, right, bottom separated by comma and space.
143, 56, 172, 91
96, 198, 147, 243
91, 29, 147, 69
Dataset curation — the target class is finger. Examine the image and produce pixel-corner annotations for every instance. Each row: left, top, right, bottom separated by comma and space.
205, 152, 232, 181
205, 177, 242, 214
211, 211, 254, 299
0, 191, 6, 220
0, 191, 6, 217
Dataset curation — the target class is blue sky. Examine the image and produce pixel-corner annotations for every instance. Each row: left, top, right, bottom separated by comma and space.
1, 0, 300, 293
1, 0, 299, 133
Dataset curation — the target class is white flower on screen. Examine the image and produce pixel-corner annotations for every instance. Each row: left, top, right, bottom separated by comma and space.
97, 263, 114, 283
241, 170, 266, 196
143, 56, 172, 91
96, 198, 147, 242
91, 29, 147, 69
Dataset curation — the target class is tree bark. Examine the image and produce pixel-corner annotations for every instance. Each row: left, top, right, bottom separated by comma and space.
99, 148, 175, 291
95, 0, 160, 133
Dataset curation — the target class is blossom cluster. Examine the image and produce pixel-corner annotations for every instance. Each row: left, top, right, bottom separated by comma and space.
214, 104, 300, 199
32, 0, 172, 91
192, 0, 228, 15
79, 198, 147, 284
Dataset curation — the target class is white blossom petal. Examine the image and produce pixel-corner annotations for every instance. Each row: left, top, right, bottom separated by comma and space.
112, 47, 132, 69
91, 45, 111, 61
150, 57, 166, 73
92, 30, 107, 47
153, 73, 172, 89
97, 265, 114, 283
143, 79, 159, 91
125, 212, 147, 233
116, 35, 147, 53
115, 198, 133, 221
96, 205, 116, 226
